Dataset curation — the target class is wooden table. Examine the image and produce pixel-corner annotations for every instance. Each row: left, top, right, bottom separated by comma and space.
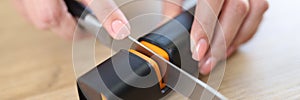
1, 0, 300, 100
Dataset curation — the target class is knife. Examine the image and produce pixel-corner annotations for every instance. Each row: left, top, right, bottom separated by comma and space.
64, 0, 227, 100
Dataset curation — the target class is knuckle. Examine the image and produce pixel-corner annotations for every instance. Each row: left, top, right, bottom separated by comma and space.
40, 15, 53, 24
39, 11, 61, 26
39, 16, 53, 25
231, 0, 250, 15
53, 11, 64, 19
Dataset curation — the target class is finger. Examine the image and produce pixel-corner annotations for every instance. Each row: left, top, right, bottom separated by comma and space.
200, 0, 250, 75
191, 0, 225, 61
84, 0, 130, 40
229, 0, 269, 57
162, 0, 184, 22
81, 0, 92, 5
50, 0, 78, 40
21, 0, 79, 39
22, 0, 65, 30
226, 45, 238, 58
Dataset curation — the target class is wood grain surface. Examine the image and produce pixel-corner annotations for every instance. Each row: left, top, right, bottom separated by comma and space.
1, 0, 300, 100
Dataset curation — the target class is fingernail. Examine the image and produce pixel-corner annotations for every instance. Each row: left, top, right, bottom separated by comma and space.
190, 30, 201, 53
200, 57, 217, 75
190, 37, 196, 53
192, 39, 208, 61
111, 20, 130, 40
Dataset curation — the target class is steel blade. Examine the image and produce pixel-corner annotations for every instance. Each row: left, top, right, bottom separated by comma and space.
128, 36, 227, 100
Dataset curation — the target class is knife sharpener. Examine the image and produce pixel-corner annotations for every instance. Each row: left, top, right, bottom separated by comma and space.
76, 8, 196, 99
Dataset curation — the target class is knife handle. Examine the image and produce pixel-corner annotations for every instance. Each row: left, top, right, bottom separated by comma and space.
64, 0, 92, 19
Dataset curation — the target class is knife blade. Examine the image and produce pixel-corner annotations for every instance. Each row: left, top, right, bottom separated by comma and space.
128, 36, 227, 100
65, 0, 227, 99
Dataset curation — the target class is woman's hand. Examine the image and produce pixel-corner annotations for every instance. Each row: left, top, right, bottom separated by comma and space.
13, 0, 130, 40
163, 0, 269, 75
14, 0, 269, 75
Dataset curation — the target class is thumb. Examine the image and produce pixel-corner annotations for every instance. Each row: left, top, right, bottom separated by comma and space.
83, 0, 130, 40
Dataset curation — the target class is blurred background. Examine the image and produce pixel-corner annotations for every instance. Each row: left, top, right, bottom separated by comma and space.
0, 1, 77, 99
1, 0, 300, 100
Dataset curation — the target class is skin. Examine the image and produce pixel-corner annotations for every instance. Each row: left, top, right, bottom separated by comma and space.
163, 0, 269, 75
13, 0, 269, 75
13, 0, 130, 40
